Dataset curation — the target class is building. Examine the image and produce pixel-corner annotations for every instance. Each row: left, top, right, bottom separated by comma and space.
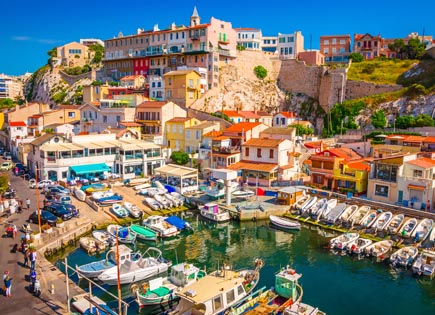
333, 160, 370, 195
165, 117, 200, 151
120, 75, 146, 88
272, 112, 297, 127
148, 75, 165, 101
27, 105, 81, 137
260, 127, 296, 142
163, 70, 201, 107
261, 36, 277, 53
277, 31, 304, 59
56, 42, 93, 67
219, 110, 261, 123
80, 38, 104, 47
320, 35, 351, 63
185, 121, 220, 154
200, 130, 240, 170
82, 84, 110, 104
235, 28, 262, 50
0, 74, 23, 100
297, 50, 325, 65
353, 33, 383, 59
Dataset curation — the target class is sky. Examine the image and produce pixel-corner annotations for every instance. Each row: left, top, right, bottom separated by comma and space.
2, 0, 434, 76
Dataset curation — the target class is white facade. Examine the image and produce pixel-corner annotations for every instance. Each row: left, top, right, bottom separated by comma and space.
0, 74, 23, 99
236, 28, 263, 50
272, 113, 297, 127
261, 36, 277, 53
241, 139, 292, 167
80, 102, 136, 133
277, 31, 304, 59
148, 75, 165, 101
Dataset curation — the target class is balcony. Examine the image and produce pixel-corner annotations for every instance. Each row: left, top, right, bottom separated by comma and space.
190, 33, 201, 40
184, 47, 210, 55
211, 146, 240, 154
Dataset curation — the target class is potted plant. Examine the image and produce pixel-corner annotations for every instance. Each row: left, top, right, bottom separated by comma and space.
42, 223, 53, 234
56, 218, 64, 228
31, 231, 41, 240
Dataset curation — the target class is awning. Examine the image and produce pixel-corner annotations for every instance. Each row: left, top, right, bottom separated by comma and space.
70, 163, 111, 175
408, 184, 425, 191
218, 43, 231, 50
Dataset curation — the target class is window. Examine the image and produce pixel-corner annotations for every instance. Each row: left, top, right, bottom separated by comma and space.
323, 48, 329, 54
269, 149, 274, 159
276, 117, 279, 125
413, 169, 423, 178
340, 39, 346, 44
116, 116, 121, 122
188, 91, 194, 99
178, 125, 183, 133
332, 38, 336, 44
237, 285, 244, 295
332, 48, 336, 54
314, 175, 323, 184
186, 130, 190, 139
103, 115, 107, 123
245, 148, 249, 157
226, 290, 235, 304
375, 184, 389, 197
257, 148, 262, 158
68, 112, 75, 118
168, 78, 172, 86
213, 296, 222, 311
323, 39, 329, 45
196, 130, 200, 139
167, 91, 172, 98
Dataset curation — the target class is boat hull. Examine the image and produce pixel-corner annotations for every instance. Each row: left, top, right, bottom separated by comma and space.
270, 215, 301, 230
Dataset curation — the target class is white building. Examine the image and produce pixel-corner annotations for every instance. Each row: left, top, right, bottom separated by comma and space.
148, 75, 165, 101
8, 121, 27, 158
272, 112, 298, 127
235, 28, 263, 50
261, 36, 277, 53
0, 74, 23, 99
277, 31, 304, 59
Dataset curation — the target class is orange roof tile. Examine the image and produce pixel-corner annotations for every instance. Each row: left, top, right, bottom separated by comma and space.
137, 101, 167, 108
221, 110, 243, 117
228, 161, 278, 172
346, 161, 370, 171
167, 117, 191, 123
119, 121, 142, 127
422, 136, 435, 143
120, 75, 143, 80
304, 141, 322, 148
9, 121, 26, 127
406, 157, 435, 169
403, 135, 425, 143
203, 130, 223, 137
243, 138, 285, 147
276, 111, 296, 118
224, 122, 261, 133
326, 148, 362, 160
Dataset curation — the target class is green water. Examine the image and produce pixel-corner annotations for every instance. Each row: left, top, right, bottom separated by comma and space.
60, 214, 435, 315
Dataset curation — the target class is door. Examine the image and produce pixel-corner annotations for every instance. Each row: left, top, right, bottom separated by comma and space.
398, 190, 403, 204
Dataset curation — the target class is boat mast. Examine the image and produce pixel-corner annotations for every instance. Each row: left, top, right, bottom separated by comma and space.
116, 227, 122, 315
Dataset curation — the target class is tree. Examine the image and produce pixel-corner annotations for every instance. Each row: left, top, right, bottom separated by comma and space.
371, 110, 387, 129
395, 115, 415, 129
170, 151, 189, 165
0, 98, 14, 109
348, 53, 364, 62
290, 124, 314, 136
253, 65, 267, 79
406, 38, 426, 59
414, 114, 434, 127
388, 39, 405, 59
89, 44, 104, 64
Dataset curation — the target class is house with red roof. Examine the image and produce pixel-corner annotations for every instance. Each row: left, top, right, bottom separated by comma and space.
272, 111, 298, 128
120, 75, 146, 88
219, 110, 261, 124
333, 159, 370, 195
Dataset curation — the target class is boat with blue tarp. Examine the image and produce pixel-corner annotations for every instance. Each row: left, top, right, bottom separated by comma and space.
165, 215, 191, 231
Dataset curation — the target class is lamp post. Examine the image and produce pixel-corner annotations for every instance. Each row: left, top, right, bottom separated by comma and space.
209, 140, 213, 170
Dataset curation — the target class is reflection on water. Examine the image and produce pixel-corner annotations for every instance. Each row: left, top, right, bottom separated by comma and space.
59, 214, 435, 315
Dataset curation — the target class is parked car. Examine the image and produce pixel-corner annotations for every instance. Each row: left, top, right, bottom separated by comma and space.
43, 204, 73, 221
46, 201, 79, 217
3, 152, 12, 160
28, 210, 58, 227
54, 195, 72, 205
44, 185, 70, 195
37, 180, 53, 189
0, 161, 14, 171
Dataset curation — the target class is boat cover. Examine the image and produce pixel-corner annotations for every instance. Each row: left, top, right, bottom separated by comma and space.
165, 216, 188, 230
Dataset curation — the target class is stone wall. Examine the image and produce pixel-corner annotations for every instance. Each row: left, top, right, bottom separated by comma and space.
345, 80, 402, 100
426, 47, 435, 59
187, 108, 232, 129
319, 68, 347, 111
227, 50, 281, 81
59, 69, 96, 86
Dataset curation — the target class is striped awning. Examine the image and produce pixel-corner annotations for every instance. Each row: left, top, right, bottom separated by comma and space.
408, 184, 425, 191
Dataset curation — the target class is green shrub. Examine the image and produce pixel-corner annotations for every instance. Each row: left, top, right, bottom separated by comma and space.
253, 65, 267, 79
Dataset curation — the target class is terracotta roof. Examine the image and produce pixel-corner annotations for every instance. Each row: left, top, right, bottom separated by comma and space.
221, 111, 243, 117
304, 141, 322, 148
203, 130, 222, 137
256, 111, 272, 117
214, 136, 230, 141
119, 121, 142, 127
346, 161, 370, 171
163, 70, 199, 76
29, 114, 42, 119
422, 136, 435, 143
91, 101, 100, 106
221, 111, 260, 119
9, 121, 26, 127
120, 75, 143, 80
228, 160, 278, 172
403, 135, 426, 143
275, 111, 296, 118
224, 122, 261, 133
326, 147, 362, 160
406, 157, 435, 169
243, 138, 285, 147
137, 101, 167, 108
261, 127, 295, 136
167, 117, 191, 123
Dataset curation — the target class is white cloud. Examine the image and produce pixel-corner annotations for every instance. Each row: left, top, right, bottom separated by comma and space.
12, 36, 63, 45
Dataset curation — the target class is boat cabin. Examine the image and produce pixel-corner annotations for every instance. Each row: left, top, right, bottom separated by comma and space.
169, 263, 206, 287
275, 267, 302, 300
202, 203, 220, 214
108, 244, 134, 262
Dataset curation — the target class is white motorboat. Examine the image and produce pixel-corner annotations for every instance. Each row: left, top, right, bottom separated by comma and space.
107, 224, 136, 244
329, 233, 359, 250
143, 215, 180, 238
232, 189, 255, 198
92, 190, 114, 200
390, 246, 419, 267
170, 192, 185, 205
338, 204, 359, 223
346, 238, 373, 255
74, 189, 86, 202
359, 209, 378, 228
371, 211, 393, 230
125, 177, 151, 187
412, 250, 435, 277
299, 196, 318, 213
270, 215, 301, 230
146, 187, 168, 197
165, 193, 182, 207
411, 218, 434, 242
111, 203, 129, 218
293, 195, 309, 210
429, 224, 435, 244
154, 194, 172, 209
144, 197, 162, 210
323, 203, 347, 224
365, 240, 393, 258
199, 202, 231, 223
133, 183, 152, 191
308, 198, 327, 216
384, 213, 405, 234
79, 236, 106, 254
398, 217, 418, 237
124, 201, 143, 218
316, 198, 337, 219
92, 230, 113, 246
98, 247, 172, 285
349, 205, 371, 226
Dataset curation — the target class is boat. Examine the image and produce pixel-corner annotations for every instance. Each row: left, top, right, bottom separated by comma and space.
323, 203, 347, 224
338, 204, 359, 223
130, 224, 158, 241
348, 205, 371, 226
293, 195, 309, 210
133, 183, 152, 191
314, 199, 337, 220
71, 293, 118, 315
124, 201, 143, 218
143, 215, 180, 238
110, 203, 129, 218
144, 197, 162, 210
165, 193, 182, 207
429, 224, 435, 244
97, 194, 123, 205
170, 192, 185, 205
85, 185, 109, 194
205, 179, 226, 199
169, 258, 264, 315
80, 183, 106, 192
298, 196, 317, 213
91, 190, 114, 200
74, 189, 86, 202
106, 224, 136, 244
346, 238, 373, 255
411, 218, 434, 242
133, 262, 207, 307
359, 209, 378, 228
146, 187, 168, 197
92, 230, 113, 246
199, 202, 231, 223
390, 246, 419, 267
308, 198, 327, 216
125, 177, 151, 187
154, 194, 172, 209
79, 237, 106, 254
284, 302, 326, 315
232, 189, 255, 198
329, 233, 359, 250
398, 217, 418, 237
365, 240, 393, 258
412, 250, 435, 277
371, 211, 393, 231
384, 213, 405, 234
76, 244, 138, 279
270, 215, 301, 230
97, 247, 172, 285
165, 215, 192, 231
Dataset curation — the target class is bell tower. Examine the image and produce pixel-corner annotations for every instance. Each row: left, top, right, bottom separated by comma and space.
190, 6, 200, 27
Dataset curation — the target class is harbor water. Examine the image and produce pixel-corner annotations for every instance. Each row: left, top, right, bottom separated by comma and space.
58, 213, 435, 315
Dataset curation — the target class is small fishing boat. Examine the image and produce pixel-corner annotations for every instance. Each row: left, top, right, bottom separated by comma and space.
232, 189, 255, 199
92, 190, 114, 200
170, 192, 185, 205
133, 183, 152, 191
169, 258, 264, 315
411, 218, 434, 242
365, 240, 393, 258
384, 213, 405, 234
371, 211, 393, 231
329, 233, 359, 250
107, 224, 136, 244
154, 194, 172, 209
346, 237, 373, 255
76, 245, 138, 279
98, 247, 172, 285
79, 236, 106, 254
74, 189, 86, 202
97, 194, 123, 205
359, 209, 378, 227
81, 183, 106, 192
323, 203, 347, 224
348, 205, 371, 226
338, 204, 359, 223
144, 197, 162, 211
293, 195, 309, 210
130, 224, 158, 241
124, 201, 143, 218
299, 196, 318, 213
205, 179, 226, 199
284, 302, 326, 315
111, 203, 129, 218
315, 199, 337, 220
270, 215, 301, 230
199, 202, 231, 223
92, 230, 113, 246
133, 262, 207, 307
390, 246, 419, 267
146, 187, 168, 197
85, 185, 109, 194
125, 177, 151, 187
165, 216, 191, 231
398, 217, 418, 237
143, 215, 180, 238
412, 250, 435, 277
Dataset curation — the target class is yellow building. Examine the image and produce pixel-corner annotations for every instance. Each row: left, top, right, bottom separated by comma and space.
82, 84, 109, 104
166, 117, 200, 151
333, 160, 370, 196
56, 41, 93, 67
163, 70, 201, 107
